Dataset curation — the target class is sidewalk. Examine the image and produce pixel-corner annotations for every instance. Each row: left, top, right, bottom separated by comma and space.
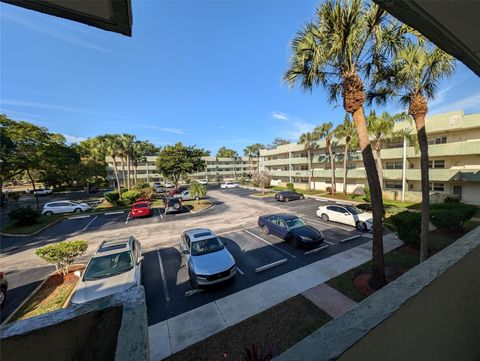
148, 233, 403, 360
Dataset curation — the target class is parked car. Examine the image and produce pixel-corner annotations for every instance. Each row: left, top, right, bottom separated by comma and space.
130, 201, 153, 218
154, 185, 166, 193
0, 272, 8, 307
42, 201, 92, 215
275, 191, 304, 202
180, 228, 236, 288
197, 179, 208, 185
177, 190, 200, 201
164, 181, 174, 188
169, 185, 189, 197
33, 188, 53, 196
258, 214, 324, 248
316, 204, 372, 231
220, 182, 240, 189
70, 236, 143, 304
165, 197, 183, 214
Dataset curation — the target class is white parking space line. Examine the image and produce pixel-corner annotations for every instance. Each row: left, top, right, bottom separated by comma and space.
105, 211, 125, 215
67, 215, 91, 220
339, 235, 362, 243
125, 212, 131, 224
157, 250, 170, 303
324, 241, 335, 245
302, 216, 355, 232
157, 208, 163, 219
185, 289, 204, 297
304, 245, 329, 255
82, 216, 97, 231
236, 266, 245, 275
244, 230, 297, 259
254, 258, 287, 273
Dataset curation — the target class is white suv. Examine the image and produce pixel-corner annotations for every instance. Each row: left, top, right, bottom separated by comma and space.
70, 237, 143, 304
42, 201, 92, 215
220, 182, 240, 189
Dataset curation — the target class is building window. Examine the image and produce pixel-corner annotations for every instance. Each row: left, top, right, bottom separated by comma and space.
429, 160, 445, 169
429, 182, 445, 192
410, 163, 414, 169
385, 181, 402, 190
386, 161, 403, 169
409, 183, 414, 190
428, 136, 447, 145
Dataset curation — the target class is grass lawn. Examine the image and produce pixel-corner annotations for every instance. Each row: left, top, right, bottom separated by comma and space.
250, 192, 276, 198
11, 272, 79, 322
92, 200, 130, 213
166, 295, 331, 361
182, 199, 213, 212
1, 214, 65, 235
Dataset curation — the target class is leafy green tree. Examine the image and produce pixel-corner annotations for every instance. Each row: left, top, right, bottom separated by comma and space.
284, 0, 405, 284
216, 146, 238, 158
315, 122, 336, 194
36, 240, 88, 275
369, 41, 455, 262
156, 143, 207, 188
189, 181, 207, 204
243, 143, 265, 172
298, 132, 320, 191
334, 114, 358, 195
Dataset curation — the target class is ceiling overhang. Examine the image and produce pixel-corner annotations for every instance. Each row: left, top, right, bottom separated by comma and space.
1, 0, 132, 36
374, 0, 480, 76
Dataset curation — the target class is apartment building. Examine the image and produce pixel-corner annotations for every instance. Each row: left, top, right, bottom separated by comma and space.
106, 156, 258, 185
260, 110, 480, 205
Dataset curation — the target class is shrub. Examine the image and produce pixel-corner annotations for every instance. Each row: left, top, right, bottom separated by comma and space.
286, 183, 295, 191
8, 206, 40, 226
104, 190, 120, 205
444, 196, 460, 203
138, 187, 155, 200
121, 190, 142, 204
239, 176, 246, 185
389, 211, 421, 247
133, 182, 150, 189
325, 186, 332, 195
429, 203, 477, 231
35, 240, 88, 275
251, 171, 272, 192
363, 186, 371, 202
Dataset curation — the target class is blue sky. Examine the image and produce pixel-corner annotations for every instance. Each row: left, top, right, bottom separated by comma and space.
1, 1, 479, 154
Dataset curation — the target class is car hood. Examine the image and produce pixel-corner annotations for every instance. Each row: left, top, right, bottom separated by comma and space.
354, 212, 373, 223
70, 269, 136, 304
290, 225, 323, 241
191, 248, 235, 275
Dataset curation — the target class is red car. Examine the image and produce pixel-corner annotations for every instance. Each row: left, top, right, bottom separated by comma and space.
130, 201, 153, 218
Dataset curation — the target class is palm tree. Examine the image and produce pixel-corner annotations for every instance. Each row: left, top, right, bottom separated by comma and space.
298, 132, 320, 191
367, 111, 410, 191
315, 122, 336, 194
243, 145, 254, 174
121, 134, 136, 190
103, 134, 122, 194
284, 0, 405, 285
368, 41, 455, 261
189, 181, 207, 205
334, 114, 358, 195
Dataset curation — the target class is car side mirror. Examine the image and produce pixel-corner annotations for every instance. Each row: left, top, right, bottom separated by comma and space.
344, 212, 349, 216
137, 256, 144, 264
74, 270, 82, 278
182, 250, 189, 255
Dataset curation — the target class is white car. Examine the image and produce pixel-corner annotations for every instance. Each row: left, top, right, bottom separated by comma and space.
220, 182, 240, 189
42, 201, 92, 215
164, 182, 174, 188
316, 204, 373, 231
33, 188, 53, 196
70, 237, 143, 304
177, 190, 197, 201
197, 179, 208, 185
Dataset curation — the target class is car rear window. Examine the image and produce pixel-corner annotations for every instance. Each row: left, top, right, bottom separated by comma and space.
193, 232, 212, 238
98, 244, 127, 252
134, 204, 148, 208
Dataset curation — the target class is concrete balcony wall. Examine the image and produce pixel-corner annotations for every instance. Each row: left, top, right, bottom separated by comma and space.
274, 226, 480, 361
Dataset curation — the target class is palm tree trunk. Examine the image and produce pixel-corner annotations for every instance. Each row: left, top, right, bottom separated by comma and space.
415, 114, 430, 261
328, 144, 336, 194
343, 143, 348, 195
120, 157, 126, 188
127, 154, 131, 190
112, 156, 121, 194
306, 145, 312, 191
26, 168, 39, 212
352, 106, 385, 285
375, 147, 384, 193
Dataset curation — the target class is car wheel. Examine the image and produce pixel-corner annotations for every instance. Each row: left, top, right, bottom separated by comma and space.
189, 270, 198, 289
321, 213, 329, 221
262, 225, 269, 235
0, 288, 6, 306
300, 195, 305, 200
290, 236, 300, 248
174, 203, 180, 210
74, 208, 82, 213
356, 221, 367, 231
44, 211, 53, 216
285, 198, 290, 202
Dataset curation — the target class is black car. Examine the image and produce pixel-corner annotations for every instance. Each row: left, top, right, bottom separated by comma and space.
275, 191, 304, 202
0, 272, 8, 307
258, 214, 324, 249
165, 197, 183, 214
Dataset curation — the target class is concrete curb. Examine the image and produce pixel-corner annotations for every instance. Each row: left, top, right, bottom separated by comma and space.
0, 216, 66, 238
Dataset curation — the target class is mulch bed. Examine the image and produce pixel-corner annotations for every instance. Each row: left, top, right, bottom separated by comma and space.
353, 265, 409, 297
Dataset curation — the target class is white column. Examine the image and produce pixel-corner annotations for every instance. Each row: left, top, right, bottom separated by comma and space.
146, 159, 149, 185
401, 137, 407, 202
289, 147, 292, 183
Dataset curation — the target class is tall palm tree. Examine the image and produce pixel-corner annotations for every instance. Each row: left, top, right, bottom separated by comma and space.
298, 132, 320, 191
315, 122, 336, 194
334, 114, 358, 195
121, 134, 136, 190
103, 134, 122, 194
366, 111, 410, 191
368, 41, 455, 262
243, 145, 254, 175
284, 0, 404, 284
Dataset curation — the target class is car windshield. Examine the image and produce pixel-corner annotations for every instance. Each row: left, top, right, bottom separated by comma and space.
284, 217, 306, 229
345, 206, 363, 215
84, 251, 133, 281
191, 237, 224, 256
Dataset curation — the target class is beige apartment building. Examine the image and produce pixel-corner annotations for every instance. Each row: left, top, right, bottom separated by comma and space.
260, 110, 480, 205
106, 156, 258, 185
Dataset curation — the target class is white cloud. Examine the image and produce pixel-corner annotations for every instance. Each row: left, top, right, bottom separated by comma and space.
430, 91, 480, 114
62, 134, 86, 144
0, 99, 105, 116
137, 125, 186, 135
272, 111, 290, 121
271, 111, 315, 140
